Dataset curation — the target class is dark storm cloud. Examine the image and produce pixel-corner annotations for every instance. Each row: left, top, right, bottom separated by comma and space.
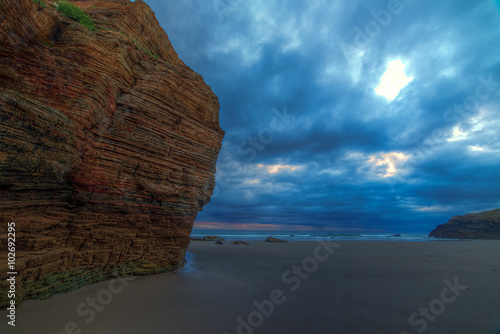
145, 0, 500, 232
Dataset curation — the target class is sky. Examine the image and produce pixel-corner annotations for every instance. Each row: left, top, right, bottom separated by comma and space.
144, 0, 500, 233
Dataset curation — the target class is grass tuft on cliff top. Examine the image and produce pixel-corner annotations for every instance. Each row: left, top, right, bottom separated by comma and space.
34, 0, 47, 9
55, 1, 95, 31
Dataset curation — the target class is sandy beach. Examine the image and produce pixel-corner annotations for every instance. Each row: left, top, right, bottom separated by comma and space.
2, 240, 500, 334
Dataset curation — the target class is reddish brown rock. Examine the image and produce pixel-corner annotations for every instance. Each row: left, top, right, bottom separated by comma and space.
0, 0, 224, 308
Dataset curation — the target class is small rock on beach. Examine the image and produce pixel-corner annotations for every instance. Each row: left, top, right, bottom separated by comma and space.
233, 241, 250, 245
265, 237, 288, 243
203, 236, 226, 241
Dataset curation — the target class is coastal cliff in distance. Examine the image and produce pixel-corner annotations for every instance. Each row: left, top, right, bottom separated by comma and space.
429, 209, 500, 239
0, 0, 224, 308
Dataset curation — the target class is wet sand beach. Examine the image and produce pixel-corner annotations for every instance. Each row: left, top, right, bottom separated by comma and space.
2, 240, 500, 334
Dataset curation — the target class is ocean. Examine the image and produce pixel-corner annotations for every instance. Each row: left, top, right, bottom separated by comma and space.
190, 229, 447, 242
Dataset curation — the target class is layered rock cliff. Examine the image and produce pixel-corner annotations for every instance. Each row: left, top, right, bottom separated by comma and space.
0, 0, 224, 308
429, 209, 500, 239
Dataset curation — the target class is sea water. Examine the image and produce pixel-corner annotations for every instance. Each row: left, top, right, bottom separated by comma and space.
190, 229, 447, 242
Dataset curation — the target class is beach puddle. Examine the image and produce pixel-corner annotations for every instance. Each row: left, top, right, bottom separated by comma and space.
178, 252, 196, 273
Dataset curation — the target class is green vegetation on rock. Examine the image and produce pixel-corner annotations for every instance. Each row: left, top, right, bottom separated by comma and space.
56, 1, 95, 31
34, 0, 46, 9
476, 208, 500, 218
42, 41, 54, 48
130, 37, 160, 59
98, 28, 160, 59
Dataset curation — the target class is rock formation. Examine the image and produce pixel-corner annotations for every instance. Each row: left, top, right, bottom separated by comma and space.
202, 236, 225, 241
0, 0, 224, 308
429, 209, 500, 239
232, 240, 250, 245
265, 237, 288, 243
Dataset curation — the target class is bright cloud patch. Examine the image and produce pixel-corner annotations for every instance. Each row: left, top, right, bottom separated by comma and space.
375, 60, 413, 101
369, 152, 409, 178
468, 145, 484, 151
447, 126, 468, 142
257, 164, 301, 174
408, 205, 453, 213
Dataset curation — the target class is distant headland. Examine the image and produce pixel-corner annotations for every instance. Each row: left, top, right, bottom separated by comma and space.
429, 209, 500, 239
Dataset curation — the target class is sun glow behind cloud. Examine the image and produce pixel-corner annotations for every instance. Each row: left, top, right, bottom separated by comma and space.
375, 60, 413, 101
447, 126, 467, 142
369, 152, 409, 178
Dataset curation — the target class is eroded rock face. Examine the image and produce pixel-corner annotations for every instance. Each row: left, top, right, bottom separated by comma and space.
429, 209, 500, 240
0, 0, 224, 307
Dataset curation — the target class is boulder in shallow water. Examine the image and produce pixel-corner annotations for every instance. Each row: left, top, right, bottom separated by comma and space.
203, 236, 226, 241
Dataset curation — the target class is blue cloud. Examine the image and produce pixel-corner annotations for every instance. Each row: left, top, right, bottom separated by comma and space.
145, 0, 500, 232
